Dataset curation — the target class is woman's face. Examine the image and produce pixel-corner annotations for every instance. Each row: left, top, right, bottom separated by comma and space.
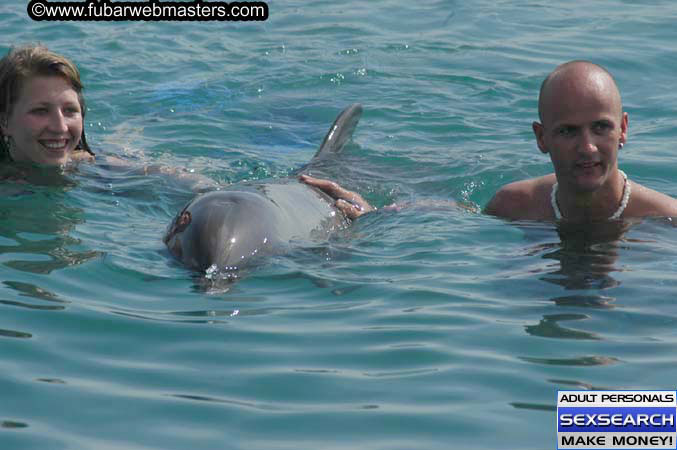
2, 75, 83, 166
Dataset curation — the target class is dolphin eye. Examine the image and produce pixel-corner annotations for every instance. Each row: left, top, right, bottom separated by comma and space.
175, 211, 191, 232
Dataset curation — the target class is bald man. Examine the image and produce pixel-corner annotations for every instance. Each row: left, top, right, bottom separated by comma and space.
302, 61, 677, 221
484, 60, 677, 221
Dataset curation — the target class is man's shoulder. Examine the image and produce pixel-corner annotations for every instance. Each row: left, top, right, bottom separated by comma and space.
627, 181, 677, 218
495, 175, 555, 196
484, 174, 555, 220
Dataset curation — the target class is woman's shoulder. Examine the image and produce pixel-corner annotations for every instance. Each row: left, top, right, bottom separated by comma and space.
70, 150, 96, 163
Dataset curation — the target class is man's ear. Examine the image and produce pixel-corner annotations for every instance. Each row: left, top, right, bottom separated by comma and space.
532, 121, 548, 154
620, 112, 628, 147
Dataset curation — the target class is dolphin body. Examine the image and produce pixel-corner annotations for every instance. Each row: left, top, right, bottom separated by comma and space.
163, 104, 362, 278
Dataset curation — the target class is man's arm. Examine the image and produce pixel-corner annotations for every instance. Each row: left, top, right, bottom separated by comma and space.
299, 175, 375, 219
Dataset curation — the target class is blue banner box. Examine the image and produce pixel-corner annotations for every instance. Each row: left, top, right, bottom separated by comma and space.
557, 391, 677, 449
558, 407, 676, 433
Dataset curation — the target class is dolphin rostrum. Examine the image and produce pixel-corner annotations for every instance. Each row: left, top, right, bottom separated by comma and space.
163, 103, 363, 279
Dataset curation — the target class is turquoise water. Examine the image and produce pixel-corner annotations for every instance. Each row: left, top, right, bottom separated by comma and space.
2, 0, 677, 448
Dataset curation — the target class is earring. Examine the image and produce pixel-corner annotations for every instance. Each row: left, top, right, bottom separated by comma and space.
619, 142, 624, 149
3, 134, 15, 159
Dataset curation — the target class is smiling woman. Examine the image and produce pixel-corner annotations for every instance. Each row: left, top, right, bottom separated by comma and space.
0, 44, 94, 168
0, 44, 217, 190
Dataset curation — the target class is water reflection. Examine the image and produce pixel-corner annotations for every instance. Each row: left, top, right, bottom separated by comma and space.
520, 355, 618, 366
0, 163, 77, 189
0, 281, 69, 311
550, 294, 615, 309
3, 280, 67, 302
0, 328, 32, 339
540, 220, 631, 292
524, 313, 601, 340
0, 189, 100, 274
525, 221, 632, 341
0, 420, 29, 429
547, 378, 612, 391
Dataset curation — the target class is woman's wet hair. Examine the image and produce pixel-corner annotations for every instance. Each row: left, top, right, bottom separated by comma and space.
0, 44, 93, 160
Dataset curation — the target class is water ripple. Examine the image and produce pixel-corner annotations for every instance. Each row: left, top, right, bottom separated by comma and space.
0, 328, 32, 339
1, 420, 28, 429
519, 355, 620, 367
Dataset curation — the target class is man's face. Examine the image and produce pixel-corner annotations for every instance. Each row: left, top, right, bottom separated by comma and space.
533, 70, 628, 193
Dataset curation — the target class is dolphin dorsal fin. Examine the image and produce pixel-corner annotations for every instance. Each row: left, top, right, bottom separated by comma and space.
310, 103, 362, 162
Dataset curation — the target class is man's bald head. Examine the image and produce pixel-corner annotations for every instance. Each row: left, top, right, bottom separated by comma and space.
537, 61, 623, 125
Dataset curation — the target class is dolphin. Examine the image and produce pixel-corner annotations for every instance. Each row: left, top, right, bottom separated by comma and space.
163, 103, 362, 279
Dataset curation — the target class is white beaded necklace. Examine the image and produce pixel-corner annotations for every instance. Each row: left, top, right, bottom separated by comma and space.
550, 170, 631, 220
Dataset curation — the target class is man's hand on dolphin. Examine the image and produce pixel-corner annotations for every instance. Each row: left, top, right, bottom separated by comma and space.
299, 174, 375, 220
